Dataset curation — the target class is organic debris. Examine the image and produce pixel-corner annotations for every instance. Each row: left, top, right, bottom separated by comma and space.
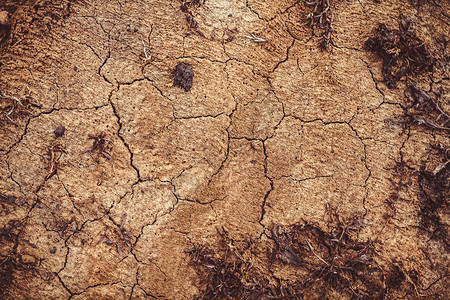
180, 0, 205, 37
0, 93, 40, 124
97, 214, 134, 255
417, 144, 449, 249
365, 17, 434, 88
185, 228, 271, 299
82, 131, 112, 160
393, 84, 449, 249
185, 206, 420, 299
0, 220, 40, 299
45, 141, 65, 181
174, 62, 194, 92
271, 207, 383, 298
404, 82, 450, 131
304, 0, 335, 49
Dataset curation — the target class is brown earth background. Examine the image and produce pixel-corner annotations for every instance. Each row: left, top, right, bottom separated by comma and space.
0, 0, 449, 299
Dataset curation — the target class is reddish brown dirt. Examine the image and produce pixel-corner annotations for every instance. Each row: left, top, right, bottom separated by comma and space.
0, 0, 449, 299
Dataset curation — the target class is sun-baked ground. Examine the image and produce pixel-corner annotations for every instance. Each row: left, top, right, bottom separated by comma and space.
0, 0, 449, 299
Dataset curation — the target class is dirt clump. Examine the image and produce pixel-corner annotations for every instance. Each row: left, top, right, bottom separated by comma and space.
174, 62, 194, 92
53, 125, 65, 138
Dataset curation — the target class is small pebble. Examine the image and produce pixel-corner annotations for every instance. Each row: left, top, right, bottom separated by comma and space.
134, 27, 138, 32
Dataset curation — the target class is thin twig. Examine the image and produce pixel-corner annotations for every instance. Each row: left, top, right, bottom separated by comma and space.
305, 240, 329, 265
142, 40, 151, 61
413, 115, 450, 131
245, 33, 266, 43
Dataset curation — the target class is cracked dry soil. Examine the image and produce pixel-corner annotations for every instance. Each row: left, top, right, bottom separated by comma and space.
0, 0, 449, 299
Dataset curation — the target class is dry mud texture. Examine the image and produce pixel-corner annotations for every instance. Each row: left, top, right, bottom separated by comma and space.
0, 0, 449, 299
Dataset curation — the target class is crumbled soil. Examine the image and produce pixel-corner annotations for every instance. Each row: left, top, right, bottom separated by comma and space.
0, 0, 449, 299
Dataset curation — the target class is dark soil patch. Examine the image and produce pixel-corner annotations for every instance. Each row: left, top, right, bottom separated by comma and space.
0, 10, 11, 46
0, 219, 40, 299
365, 16, 434, 89
418, 144, 449, 250
404, 83, 450, 131
185, 206, 416, 299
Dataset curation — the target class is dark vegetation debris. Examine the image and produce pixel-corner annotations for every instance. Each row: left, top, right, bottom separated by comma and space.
365, 17, 434, 89
417, 144, 449, 250
0, 93, 40, 125
0, 220, 40, 299
97, 214, 134, 255
180, 0, 205, 37
404, 82, 450, 131
174, 62, 194, 92
185, 228, 271, 299
389, 142, 450, 262
82, 131, 112, 160
185, 206, 418, 299
270, 207, 382, 298
387, 82, 449, 261
45, 141, 65, 181
399, 83, 449, 247
303, 0, 334, 49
